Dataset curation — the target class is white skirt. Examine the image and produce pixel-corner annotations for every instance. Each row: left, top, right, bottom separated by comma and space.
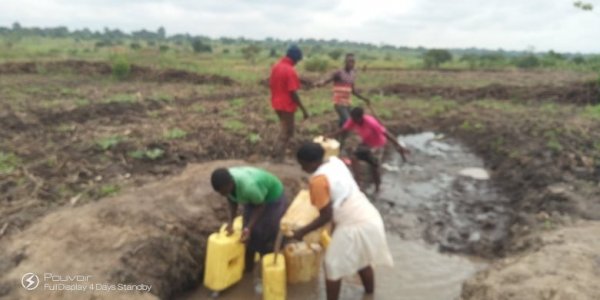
324, 190, 394, 280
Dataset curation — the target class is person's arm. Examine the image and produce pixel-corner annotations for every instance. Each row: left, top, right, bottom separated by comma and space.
291, 91, 309, 119
225, 200, 238, 235
241, 204, 266, 242
352, 83, 371, 104
316, 72, 338, 87
292, 202, 333, 240
384, 131, 410, 162
326, 127, 347, 139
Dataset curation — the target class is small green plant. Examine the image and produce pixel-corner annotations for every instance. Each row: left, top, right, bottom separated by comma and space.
0, 152, 21, 174
96, 136, 122, 151
230, 98, 245, 108
165, 128, 188, 140
98, 184, 120, 198
159, 45, 169, 52
154, 93, 173, 102
247, 133, 261, 144
75, 98, 90, 107
223, 120, 245, 133
128, 148, 165, 160
192, 103, 205, 113
111, 56, 131, 80
145, 148, 165, 160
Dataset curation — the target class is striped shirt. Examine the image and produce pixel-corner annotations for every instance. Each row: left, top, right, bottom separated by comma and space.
332, 69, 356, 106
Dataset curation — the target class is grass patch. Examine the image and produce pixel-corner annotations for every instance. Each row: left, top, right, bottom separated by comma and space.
98, 184, 120, 198
583, 104, 600, 120
75, 98, 91, 107
128, 148, 165, 160
164, 128, 188, 140
223, 119, 245, 133
96, 136, 122, 151
230, 98, 245, 108
106, 93, 137, 104
192, 103, 205, 113
0, 152, 21, 174
247, 133, 261, 144
154, 93, 173, 102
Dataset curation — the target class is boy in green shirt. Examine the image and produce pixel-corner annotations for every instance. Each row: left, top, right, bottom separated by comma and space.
210, 167, 287, 272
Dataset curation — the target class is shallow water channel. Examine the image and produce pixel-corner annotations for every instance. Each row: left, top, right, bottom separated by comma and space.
182, 132, 512, 300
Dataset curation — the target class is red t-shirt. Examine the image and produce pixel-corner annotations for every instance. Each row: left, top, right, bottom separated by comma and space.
270, 57, 301, 112
343, 115, 387, 148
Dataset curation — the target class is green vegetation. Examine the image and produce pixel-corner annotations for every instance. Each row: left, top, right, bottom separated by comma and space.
98, 184, 120, 198
247, 133, 261, 144
304, 56, 330, 72
223, 119, 245, 133
128, 148, 165, 160
106, 93, 136, 104
96, 136, 123, 151
192, 103, 205, 113
583, 104, 600, 120
0, 152, 21, 174
164, 128, 188, 140
111, 55, 131, 80
423, 49, 452, 69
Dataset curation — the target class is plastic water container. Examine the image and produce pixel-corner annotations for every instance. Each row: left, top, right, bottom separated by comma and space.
280, 190, 322, 244
320, 229, 331, 249
203, 217, 245, 292
262, 253, 286, 300
284, 242, 323, 283
313, 136, 340, 159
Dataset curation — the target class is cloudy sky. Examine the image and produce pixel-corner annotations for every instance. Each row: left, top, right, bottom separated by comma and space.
1, 0, 599, 53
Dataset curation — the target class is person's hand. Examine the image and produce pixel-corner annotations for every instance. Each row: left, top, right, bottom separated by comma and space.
302, 110, 310, 120
240, 227, 251, 242
225, 222, 234, 236
395, 144, 410, 155
291, 229, 305, 241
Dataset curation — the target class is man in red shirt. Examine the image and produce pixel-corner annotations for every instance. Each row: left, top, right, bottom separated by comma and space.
270, 45, 309, 162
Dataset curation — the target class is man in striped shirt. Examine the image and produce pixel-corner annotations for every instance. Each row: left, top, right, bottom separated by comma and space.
317, 53, 370, 151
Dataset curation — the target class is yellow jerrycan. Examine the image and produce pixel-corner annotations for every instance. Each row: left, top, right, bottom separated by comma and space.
313, 136, 340, 159
320, 229, 331, 249
262, 253, 286, 300
280, 189, 323, 244
284, 242, 323, 283
203, 216, 245, 292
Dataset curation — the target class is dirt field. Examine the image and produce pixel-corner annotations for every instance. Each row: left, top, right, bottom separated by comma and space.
1, 60, 599, 299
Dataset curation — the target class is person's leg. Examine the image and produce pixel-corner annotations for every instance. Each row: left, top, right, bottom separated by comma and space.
358, 266, 375, 294
361, 147, 381, 193
274, 111, 294, 161
326, 279, 342, 300
242, 204, 255, 273
334, 105, 351, 153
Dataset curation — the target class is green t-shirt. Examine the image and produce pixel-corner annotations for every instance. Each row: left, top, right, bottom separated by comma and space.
228, 167, 284, 205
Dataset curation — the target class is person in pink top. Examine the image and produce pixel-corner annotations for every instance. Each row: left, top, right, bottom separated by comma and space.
329, 107, 409, 193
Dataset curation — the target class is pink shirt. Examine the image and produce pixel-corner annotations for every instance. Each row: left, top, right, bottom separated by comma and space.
343, 115, 387, 148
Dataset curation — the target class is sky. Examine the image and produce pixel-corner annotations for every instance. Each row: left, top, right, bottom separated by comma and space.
1, 0, 600, 53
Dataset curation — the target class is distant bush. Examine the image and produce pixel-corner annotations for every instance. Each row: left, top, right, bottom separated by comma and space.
94, 40, 113, 48
130, 42, 142, 50
514, 54, 540, 69
159, 45, 169, 52
192, 39, 212, 53
223, 48, 230, 54
304, 56, 330, 72
423, 49, 452, 68
328, 49, 343, 60
269, 48, 277, 58
572, 56, 586, 65
241, 44, 262, 63
147, 40, 156, 47
111, 56, 131, 80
